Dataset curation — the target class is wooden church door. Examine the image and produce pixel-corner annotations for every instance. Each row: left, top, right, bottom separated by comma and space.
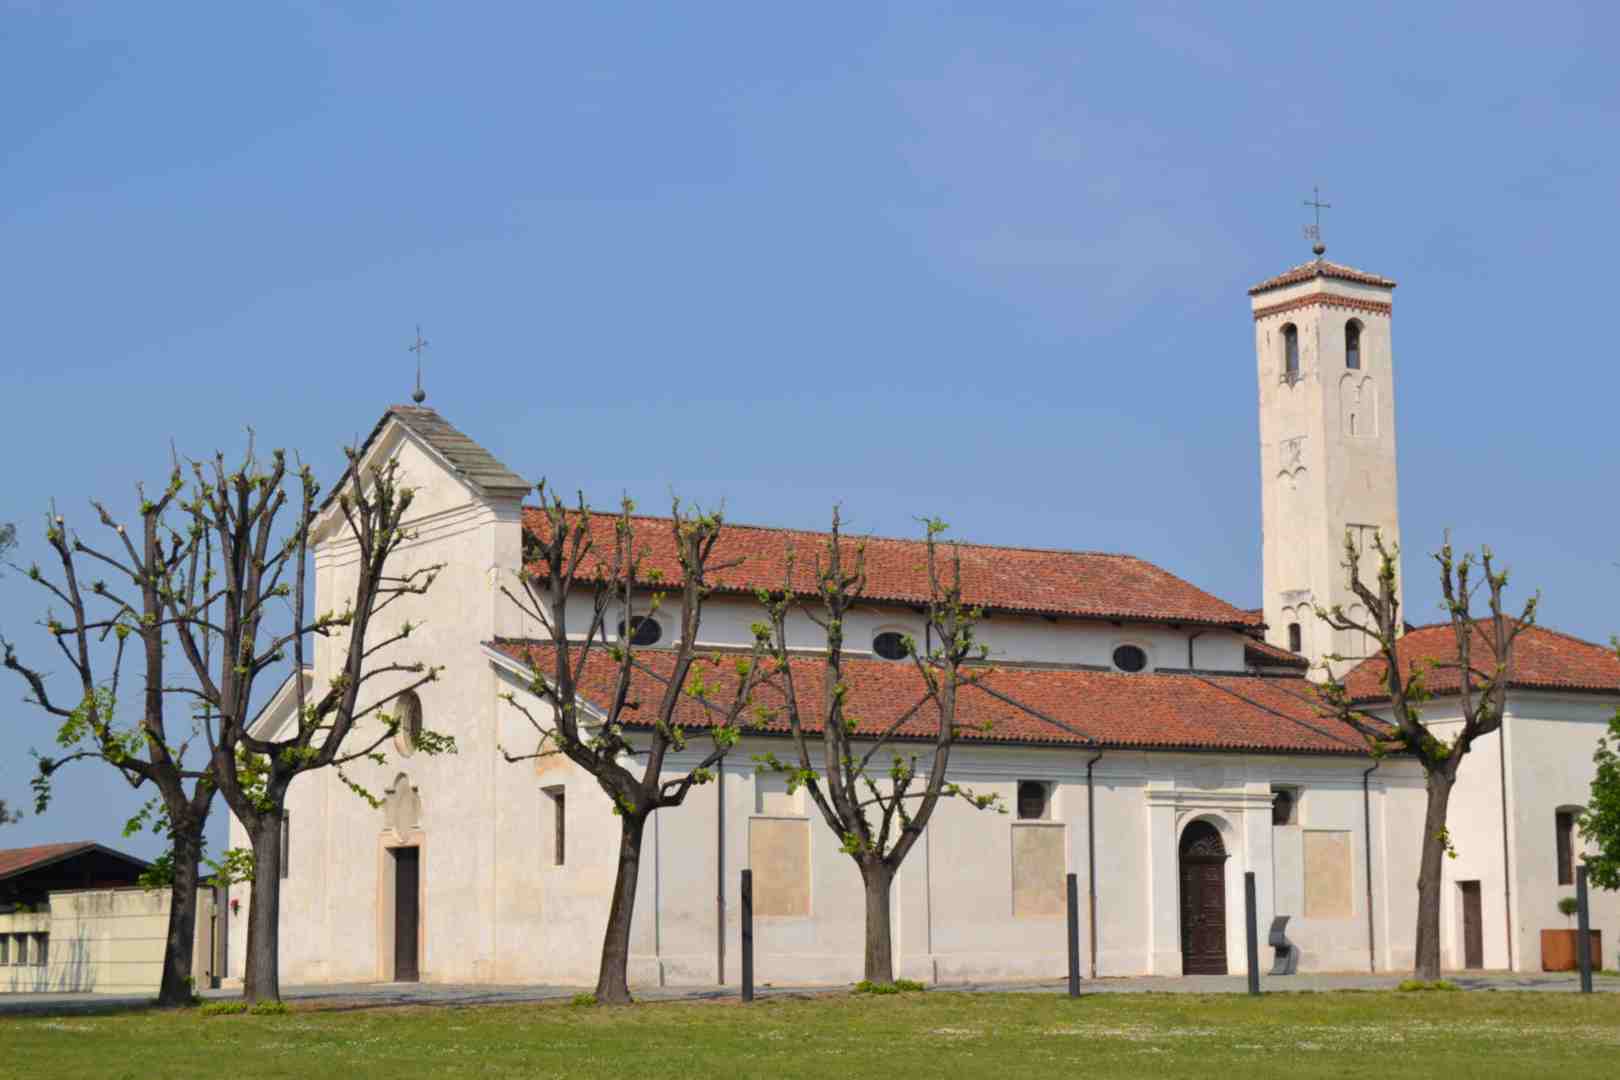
393, 847, 420, 982
1179, 821, 1229, 975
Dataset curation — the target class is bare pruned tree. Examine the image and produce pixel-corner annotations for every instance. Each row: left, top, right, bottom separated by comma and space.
3, 474, 218, 1005
754, 514, 1001, 985
498, 487, 769, 1004
162, 446, 450, 1003
1317, 532, 1536, 980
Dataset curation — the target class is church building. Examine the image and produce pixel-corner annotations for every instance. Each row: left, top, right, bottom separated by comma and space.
232, 250, 1620, 986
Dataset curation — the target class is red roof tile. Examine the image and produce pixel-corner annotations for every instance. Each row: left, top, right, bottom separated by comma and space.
1249, 259, 1397, 296
490, 641, 1372, 756
1342, 621, 1620, 703
521, 510, 1262, 630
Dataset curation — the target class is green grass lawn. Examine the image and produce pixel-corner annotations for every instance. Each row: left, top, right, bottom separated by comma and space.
4, 991, 1618, 1079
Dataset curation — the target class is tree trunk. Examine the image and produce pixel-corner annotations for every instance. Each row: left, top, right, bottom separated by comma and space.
594, 812, 647, 1005
861, 861, 895, 985
1413, 772, 1456, 980
243, 816, 283, 1003
157, 828, 204, 1006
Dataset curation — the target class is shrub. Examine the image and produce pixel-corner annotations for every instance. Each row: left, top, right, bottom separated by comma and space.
1558, 896, 1580, 919
569, 993, 598, 1007
199, 1001, 248, 1017
1396, 979, 1459, 992
248, 1000, 290, 1015
853, 979, 926, 995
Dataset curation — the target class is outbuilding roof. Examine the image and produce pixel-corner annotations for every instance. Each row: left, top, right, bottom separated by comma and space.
521, 511, 1263, 631
489, 641, 1375, 756
0, 842, 149, 883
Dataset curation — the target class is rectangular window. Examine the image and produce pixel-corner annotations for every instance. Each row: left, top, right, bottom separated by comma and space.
545, 786, 566, 867
1287, 623, 1302, 654
281, 811, 290, 880
33, 934, 47, 967
13, 934, 25, 966
0, 934, 8, 964
1556, 810, 1575, 886
1271, 784, 1300, 826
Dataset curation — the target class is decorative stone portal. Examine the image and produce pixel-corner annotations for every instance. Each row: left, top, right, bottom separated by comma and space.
1179, 821, 1228, 975
377, 774, 426, 982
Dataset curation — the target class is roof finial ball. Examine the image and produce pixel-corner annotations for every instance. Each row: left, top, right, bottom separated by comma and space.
1303, 186, 1331, 263
408, 325, 429, 405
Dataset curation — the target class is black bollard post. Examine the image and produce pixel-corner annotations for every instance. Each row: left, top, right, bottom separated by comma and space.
1245, 871, 1260, 996
741, 868, 755, 1002
1066, 872, 1081, 998
1577, 865, 1593, 994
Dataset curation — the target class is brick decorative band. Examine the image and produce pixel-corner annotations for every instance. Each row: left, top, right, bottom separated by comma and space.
1253, 292, 1392, 321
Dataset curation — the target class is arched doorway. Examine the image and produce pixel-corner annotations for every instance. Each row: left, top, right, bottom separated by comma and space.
1179, 820, 1228, 975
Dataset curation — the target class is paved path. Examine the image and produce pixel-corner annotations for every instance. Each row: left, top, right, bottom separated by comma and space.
1, 970, 1614, 1016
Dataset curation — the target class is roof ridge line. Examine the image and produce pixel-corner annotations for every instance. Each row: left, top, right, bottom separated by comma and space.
521, 505, 1146, 563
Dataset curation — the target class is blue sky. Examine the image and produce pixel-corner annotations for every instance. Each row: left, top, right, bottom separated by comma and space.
2, 2, 1617, 858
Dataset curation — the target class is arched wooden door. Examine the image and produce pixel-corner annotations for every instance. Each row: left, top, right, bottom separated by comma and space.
1179, 820, 1228, 975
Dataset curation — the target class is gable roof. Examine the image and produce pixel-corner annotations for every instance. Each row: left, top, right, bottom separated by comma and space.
1249, 259, 1398, 296
321, 405, 529, 517
1342, 620, 1620, 703
489, 641, 1373, 756
521, 511, 1263, 630
0, 842, 150, 883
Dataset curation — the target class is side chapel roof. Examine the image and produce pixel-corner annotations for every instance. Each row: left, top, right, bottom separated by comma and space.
1342, 620, 1620, 703
489, 641, 1376, 756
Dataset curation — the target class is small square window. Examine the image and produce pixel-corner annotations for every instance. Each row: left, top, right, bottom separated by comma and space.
1271, 785, 1300, 826
1016, 780, 1051, 821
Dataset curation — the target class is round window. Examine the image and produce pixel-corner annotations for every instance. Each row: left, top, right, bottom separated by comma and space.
618, 616, 662, 647
872, 631, 910, 661
393, 690, 422, 757
1112, 644, 1148, 673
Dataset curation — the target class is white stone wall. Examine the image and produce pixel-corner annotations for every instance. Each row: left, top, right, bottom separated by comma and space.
1363, 693, 1620, 973
563, 592, 1251, 673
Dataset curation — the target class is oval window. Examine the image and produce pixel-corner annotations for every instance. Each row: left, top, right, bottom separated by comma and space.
872, 631, 910, 661
618, 616, 662, 647
1112, 644, 1148, 673
393, 690, 422, 757
1017, 780, 1049, 820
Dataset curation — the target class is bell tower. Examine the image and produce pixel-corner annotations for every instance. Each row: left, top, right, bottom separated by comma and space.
1251, 249, 1400, 675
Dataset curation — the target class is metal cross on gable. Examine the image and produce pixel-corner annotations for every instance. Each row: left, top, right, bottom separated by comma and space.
408, 325, 428, 404
1302, 185, 1331, 257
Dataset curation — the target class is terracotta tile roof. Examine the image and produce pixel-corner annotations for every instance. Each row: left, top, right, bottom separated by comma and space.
1342, 620, 1620, 703
1248, 259, 1398, 296
1245, 637, 1311, 670
0, 842, 150, 882
489, 641, 1373, 756
521, 511, 1263, 630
